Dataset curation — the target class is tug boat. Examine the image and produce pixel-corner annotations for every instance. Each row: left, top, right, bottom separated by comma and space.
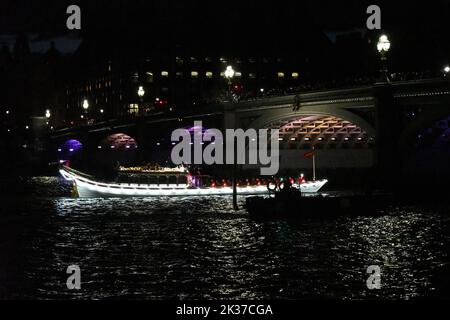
245, 190, 393, 219
59, 165, 327, 198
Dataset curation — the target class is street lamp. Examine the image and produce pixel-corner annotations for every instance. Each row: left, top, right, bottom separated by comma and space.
443, 65, 450, 76
377, 34, 391, 82
224, 66, 235, 100
224, 65, 238, 209
45, 109, 51, 119
138, 86, 145, 116
138, 86, 145, 98
83, 99, 89, 111
377, 35, 391, 53
82, 99, 89, 123
224, 66, 235, 85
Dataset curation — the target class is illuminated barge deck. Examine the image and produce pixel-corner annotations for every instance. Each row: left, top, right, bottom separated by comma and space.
59, 166, 327, 198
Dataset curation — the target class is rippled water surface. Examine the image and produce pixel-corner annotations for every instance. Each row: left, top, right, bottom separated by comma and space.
0, 177, 449, 299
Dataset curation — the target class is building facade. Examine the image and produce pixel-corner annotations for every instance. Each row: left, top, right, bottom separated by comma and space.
63, 51, 308, 125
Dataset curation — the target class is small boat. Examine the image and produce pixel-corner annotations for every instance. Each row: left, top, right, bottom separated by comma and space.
59, 165, 327, 198
245, 191, 393, 219
292, 180, 328, 193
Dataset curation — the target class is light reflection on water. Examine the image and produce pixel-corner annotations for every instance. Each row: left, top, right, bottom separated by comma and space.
0, 178, 449, 300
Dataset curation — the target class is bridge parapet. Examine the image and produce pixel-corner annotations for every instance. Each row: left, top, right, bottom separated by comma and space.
390, 78, 450, 97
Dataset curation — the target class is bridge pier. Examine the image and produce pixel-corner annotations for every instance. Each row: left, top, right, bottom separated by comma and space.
373, 84, 402, 191
137, 117, 146, 164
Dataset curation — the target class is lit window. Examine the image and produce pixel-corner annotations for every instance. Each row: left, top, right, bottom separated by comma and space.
205, 71, 213, 78
128, 104, 139, 115
249, 73, 256, 79
220, 57, 227, 63
277, 72, 285, 78
292, 72, 299, 79
191, 71, 199, 78
190, 57, 198, 63
235, 72, 242, 78
220, 72, 225, 78
161, 71, 169, 77
176, 57, 183, 64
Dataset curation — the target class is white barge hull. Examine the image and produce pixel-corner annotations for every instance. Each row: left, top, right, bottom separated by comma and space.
60, 167, 327, 198
294, 180, 328, 193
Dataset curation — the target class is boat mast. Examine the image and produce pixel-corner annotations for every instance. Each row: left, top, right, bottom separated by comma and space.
232, 144, 238, 210
312, 145, 316, 181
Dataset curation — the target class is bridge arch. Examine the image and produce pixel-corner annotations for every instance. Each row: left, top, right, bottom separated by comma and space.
266, 115, 373, 150
101, 132, 138, 150
399, 108, 450, 150
238, 106, 376, 174
94, 132, 138, 167
399, 108, 450, 179
245, 105, 376, 137
56, 139, 83, 160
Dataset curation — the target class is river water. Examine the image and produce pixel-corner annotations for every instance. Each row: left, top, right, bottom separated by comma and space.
0, 177, 449, 300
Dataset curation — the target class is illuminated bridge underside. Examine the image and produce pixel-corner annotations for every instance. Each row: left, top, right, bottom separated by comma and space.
269, 116, 374, 149
102, 133, 137, 150
244, 115, 375, 170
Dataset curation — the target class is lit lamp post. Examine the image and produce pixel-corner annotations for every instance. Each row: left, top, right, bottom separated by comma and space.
224, 66, 235, 99
45, 109, 51, 126
138, 86, 145, 116
377, 34, 391, 82
136, 86, 146, 165
443, 65, 450, 77
82, 99, 89, 124
82, 99, 89, 112
224, 65, 238, 210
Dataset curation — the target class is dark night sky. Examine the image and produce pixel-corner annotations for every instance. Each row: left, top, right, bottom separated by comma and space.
1, 0, 449, 68
1, 1, 448, 33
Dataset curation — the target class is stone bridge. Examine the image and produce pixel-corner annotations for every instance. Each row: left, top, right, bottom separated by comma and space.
50, 78, 450, 185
